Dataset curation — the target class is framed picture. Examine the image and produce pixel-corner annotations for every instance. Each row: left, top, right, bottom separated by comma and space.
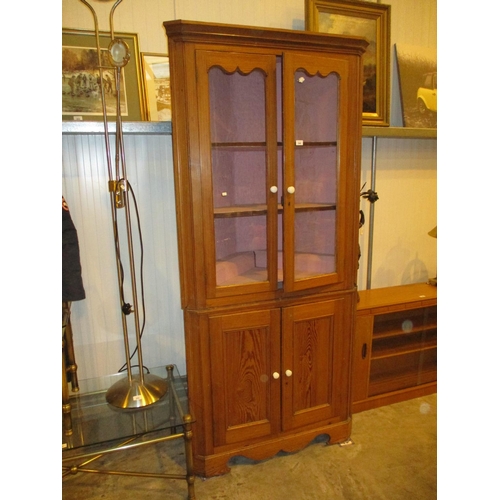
305, 0, 391, 126
62, 29, 145, 121
395, 44, 437, 129
140, 53, 171, 121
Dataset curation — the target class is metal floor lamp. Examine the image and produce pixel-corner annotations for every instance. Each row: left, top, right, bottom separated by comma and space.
78, 0, 167, 409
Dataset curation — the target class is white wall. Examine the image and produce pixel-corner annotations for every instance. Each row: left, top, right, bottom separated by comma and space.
62, 0, 437, 380
62, 131, 184, 378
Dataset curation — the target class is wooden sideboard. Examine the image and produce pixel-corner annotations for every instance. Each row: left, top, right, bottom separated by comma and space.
352, 283, 437, 413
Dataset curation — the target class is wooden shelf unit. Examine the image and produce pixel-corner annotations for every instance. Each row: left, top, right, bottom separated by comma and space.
164, 20, 368, 477
352, 283, 437, 413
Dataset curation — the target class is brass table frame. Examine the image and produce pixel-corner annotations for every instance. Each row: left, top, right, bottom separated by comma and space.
62, 365, 195, 499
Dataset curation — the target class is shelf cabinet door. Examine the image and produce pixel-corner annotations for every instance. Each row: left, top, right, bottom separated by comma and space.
209, 308, 281, 447
368, 305, 437, 396
282, 53, 355, 293
195, 49, 360, 302
196, 50, 279, 299
281, 298, 350, 431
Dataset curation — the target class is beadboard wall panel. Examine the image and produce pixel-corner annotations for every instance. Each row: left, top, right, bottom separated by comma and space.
62, 133, 185, 380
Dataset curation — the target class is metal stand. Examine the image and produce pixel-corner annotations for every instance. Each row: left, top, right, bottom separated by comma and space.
78, 0, 167, 408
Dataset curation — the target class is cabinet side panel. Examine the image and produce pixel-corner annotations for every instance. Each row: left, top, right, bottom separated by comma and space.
351, 314, 373, 403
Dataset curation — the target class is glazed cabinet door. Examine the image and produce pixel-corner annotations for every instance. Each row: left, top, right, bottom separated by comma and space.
281, 298, 350, 431
196, 51, 279, 300
209, 308, 281, 447
282, 53, 354, 293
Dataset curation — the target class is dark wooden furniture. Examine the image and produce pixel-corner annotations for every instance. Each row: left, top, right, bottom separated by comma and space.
352, 283, 437, 413
164, 20, 368, 477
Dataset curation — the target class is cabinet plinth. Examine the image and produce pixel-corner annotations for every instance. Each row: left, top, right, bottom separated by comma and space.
164, 20, 367, 477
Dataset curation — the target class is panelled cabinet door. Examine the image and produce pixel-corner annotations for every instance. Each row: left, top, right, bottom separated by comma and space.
281, 298, 349, 431
209, 308, 281, 447
282, 53, 351, 293
196, 50, 279, 300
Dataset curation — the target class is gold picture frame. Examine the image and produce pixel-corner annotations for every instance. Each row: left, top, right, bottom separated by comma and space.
140, 53, 171, 122
62, 29, 145, 121
305, 0, 391, 126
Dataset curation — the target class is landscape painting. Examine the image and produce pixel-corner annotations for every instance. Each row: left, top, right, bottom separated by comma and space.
395, 44, 437, 128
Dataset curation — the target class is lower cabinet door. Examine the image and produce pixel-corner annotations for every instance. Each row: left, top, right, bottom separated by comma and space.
209, 308, 281, 447
281, 298, 350, 431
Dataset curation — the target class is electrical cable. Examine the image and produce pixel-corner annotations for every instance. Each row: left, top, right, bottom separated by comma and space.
116, 180, 149, 373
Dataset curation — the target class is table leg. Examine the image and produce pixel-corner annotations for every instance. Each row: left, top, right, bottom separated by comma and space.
183, 413, 196, 500
62, 336, 73, 436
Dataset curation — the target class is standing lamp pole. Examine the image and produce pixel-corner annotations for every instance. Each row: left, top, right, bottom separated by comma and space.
78, 0, 167, 409
364, 136, 379, 290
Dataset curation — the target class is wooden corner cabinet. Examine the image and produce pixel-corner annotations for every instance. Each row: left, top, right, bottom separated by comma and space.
352, 283, 437, 413
164, 20, 368, 477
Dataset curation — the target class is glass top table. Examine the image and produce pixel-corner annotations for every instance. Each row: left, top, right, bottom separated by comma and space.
62, 364, 195, 499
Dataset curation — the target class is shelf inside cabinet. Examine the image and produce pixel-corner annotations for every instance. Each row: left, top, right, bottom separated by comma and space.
368, 347, 437, 396
368, 366, 437, 396
214, 203, 336, 217
373, 323, 436, 340
362, 126, 437, 139
295, 141, 337, 147
373, 306, 437, 337
214, 204, 269, 217
371, 330, 437, 359
212, 142, 269, 150
211, 141, 337, 149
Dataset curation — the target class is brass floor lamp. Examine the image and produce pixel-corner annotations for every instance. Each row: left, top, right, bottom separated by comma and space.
79, 0, 167, 409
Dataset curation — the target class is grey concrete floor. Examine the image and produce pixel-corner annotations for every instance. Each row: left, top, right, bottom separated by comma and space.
62, 393, 437, 500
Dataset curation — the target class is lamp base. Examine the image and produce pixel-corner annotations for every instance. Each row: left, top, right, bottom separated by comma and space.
106, 372, 168, 409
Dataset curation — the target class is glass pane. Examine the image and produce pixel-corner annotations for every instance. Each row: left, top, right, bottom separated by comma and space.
294, 70, 338, 279
214, 215, 268, 286
209, 66, 268, 286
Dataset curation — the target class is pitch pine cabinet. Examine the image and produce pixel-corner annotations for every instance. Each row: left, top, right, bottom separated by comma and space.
164, 20, 368, 477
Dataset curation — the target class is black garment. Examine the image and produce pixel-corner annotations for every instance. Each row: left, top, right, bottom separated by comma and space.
62, 197, 85, 302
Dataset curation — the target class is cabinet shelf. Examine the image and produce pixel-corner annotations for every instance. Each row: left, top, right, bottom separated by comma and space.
368, 366, 437, 397
212, 142, 269, 150
211, 141, 336, 149
362, 126, 437, 138
372, 341, 437, 360
373, 307, 436, 335
214, 203, 336, 217
373, 323, 437, 340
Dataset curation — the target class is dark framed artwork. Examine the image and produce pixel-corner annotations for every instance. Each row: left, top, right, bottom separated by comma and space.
395, 44, 437, 129
305, 0, 391, 126
140, 53, 171, 121
62, 29, 145, 121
